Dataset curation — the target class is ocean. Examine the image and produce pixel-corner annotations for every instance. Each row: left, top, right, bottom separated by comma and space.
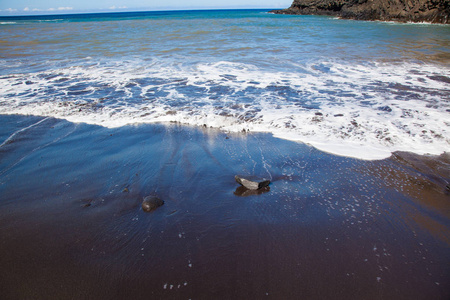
1, 10, 450, 299
0, 9, 449, 159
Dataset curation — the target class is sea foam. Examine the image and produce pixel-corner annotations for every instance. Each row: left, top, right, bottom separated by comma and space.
0, 59, 448, 160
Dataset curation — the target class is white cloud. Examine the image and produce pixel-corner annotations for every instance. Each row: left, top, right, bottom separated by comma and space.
109, 5, 128, 10
48, 7, 73, 11
23, 7, 74, 12
6, 8, 18, 12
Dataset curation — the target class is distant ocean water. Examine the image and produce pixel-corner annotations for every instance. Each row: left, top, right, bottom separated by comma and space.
0, 9, 449, 159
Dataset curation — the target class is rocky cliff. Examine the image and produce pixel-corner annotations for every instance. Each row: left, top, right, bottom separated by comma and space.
271, 0, 450, 23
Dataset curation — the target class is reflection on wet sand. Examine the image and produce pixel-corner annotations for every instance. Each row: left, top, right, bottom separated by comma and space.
234, 186, 270, 197
363, 151, 450, 245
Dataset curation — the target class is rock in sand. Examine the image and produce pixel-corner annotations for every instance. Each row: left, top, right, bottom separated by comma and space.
235, 175, 270, 190
142, 195, 164, 212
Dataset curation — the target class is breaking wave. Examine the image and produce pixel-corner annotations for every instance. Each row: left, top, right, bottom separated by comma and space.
0, 58, 449, 159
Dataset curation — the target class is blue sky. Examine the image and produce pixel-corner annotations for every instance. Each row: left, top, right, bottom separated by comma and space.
0, 0, 292, 15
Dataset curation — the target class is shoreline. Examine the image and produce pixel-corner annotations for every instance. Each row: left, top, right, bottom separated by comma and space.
0, 114, 449, 299
2, 111, 449, 161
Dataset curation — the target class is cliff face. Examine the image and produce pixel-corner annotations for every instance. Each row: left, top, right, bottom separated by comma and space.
271, 0, 450, 23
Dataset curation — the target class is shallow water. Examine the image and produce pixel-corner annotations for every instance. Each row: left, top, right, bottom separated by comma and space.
1, 10, 449, 159
0, 115, 449, 299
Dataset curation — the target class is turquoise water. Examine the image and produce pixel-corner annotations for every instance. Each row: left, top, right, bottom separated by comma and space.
1, 9, 449, 158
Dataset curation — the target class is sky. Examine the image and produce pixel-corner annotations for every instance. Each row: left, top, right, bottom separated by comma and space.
0, 0, 292, 15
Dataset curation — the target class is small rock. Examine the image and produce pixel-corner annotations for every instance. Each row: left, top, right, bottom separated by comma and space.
142, 196, 164, 212
334, 113, 344, 117
235, 175, 270, 190
123, 187, 129, 193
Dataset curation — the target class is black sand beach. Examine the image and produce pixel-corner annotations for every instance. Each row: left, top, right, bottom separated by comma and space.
0, 114, 449, 299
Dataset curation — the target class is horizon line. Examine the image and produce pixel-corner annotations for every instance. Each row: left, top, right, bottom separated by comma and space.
0, 6, 285, 18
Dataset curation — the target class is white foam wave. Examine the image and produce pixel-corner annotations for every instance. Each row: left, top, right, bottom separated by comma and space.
0, 59, 449, 160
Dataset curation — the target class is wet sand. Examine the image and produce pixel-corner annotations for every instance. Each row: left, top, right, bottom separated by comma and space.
0, 114, 449, 299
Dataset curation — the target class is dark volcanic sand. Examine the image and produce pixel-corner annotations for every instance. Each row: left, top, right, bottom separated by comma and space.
0, 114, 449, 299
